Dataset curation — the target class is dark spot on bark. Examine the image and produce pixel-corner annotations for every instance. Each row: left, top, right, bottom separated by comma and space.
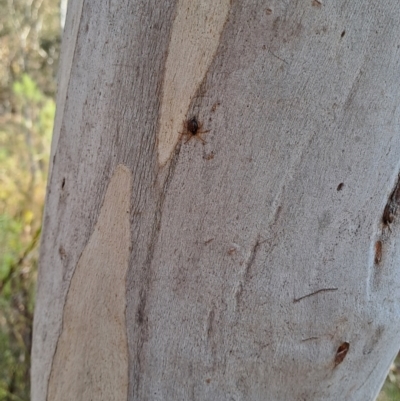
203, 151, 215, 161
337, 183, 344, 191
341, 30, 346, 38
211, 102, 220, 112
61, 178, 65, 189
59, 246, 66, 260
335, 342, 349, 366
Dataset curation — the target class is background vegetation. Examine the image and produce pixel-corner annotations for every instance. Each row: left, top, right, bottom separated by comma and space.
0, 1, 398, 400
0, 0, 59, 399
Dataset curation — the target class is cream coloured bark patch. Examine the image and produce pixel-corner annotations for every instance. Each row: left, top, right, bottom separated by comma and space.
47, 164, 132, 401
158, 0, 231, 166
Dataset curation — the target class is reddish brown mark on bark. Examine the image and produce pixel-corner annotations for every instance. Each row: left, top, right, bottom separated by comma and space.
335, 342, 350, 366
374, 241, 382, 265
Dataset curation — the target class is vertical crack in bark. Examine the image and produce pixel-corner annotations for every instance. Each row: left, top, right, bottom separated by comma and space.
207, 308, 215, 341
235, 237, 265, 309
244, 237, 264, 281
131, 143, 181, 399
206, 306, 217, 370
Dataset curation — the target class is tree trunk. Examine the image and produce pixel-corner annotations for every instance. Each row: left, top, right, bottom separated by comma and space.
32, 1, 400, 400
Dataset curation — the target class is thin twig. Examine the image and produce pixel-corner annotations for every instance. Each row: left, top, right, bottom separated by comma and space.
293, 287, 338, 303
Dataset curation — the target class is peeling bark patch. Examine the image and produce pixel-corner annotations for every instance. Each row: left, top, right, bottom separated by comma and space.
374, 241, 382, 265
47, 165, 132, 401
157, 0, 231, 166
334, 342, 350, 367
293, 287, 338, 303
312, 0, 322, 7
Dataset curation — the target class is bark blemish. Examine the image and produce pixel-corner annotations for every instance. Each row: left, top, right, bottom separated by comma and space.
211, 102, 220, 112
203, 151, 215, 160
301, 336, 319, 342
312, 0, 322, 7
235, 282, 243, 304
334, 342, 350, 367
228, 247, 237, 255
336, 182, 344, 191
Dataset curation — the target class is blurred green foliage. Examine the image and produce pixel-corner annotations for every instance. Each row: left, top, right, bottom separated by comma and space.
0, 1, 399, 401
0, 0, 60, 399
378, 357, 400, 401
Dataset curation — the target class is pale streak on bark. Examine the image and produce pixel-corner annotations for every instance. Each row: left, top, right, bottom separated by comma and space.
47, 164, 131, 401
157, 0, 230, 167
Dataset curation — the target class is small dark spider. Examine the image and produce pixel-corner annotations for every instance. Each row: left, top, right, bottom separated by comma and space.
181, 116, 210, 144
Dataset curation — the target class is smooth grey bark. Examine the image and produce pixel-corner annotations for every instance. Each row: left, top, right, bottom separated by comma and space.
32, 1, 400, 400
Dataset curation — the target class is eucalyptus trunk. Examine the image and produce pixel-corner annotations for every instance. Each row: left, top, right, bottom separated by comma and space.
32, 1, 400, 400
